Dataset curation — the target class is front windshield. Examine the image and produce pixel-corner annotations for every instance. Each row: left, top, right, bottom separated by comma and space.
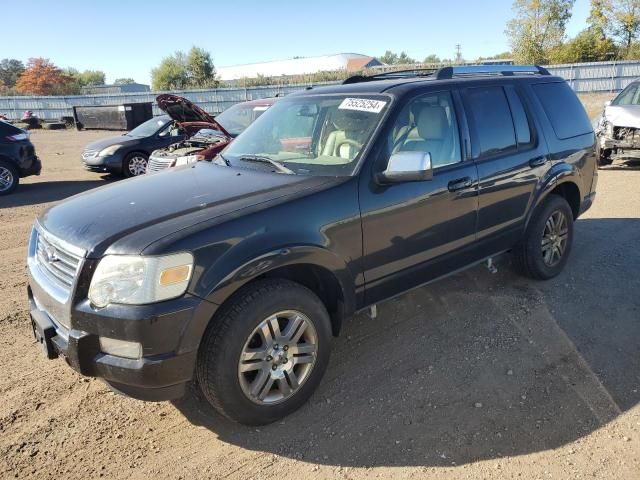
216, 102, 271, 136
223, 95, 389, 176
127, 116, 168, 137
612, 83, 640, 106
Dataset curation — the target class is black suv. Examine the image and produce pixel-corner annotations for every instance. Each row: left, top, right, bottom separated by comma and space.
27, 66, 597, 425
0, 121, 41, 195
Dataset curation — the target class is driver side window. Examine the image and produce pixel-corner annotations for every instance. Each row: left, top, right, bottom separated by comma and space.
387, 91, 461, 168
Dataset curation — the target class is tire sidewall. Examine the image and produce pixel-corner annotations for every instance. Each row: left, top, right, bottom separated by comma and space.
0, 160, 19, 196
525, 195, 574, 279
197, 280, 332, 425
123, 152, 148, 178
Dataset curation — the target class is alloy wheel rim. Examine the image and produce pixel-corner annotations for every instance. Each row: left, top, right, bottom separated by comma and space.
238, 310, 318, 405
0, 166, 14, 192
128, 156, 147, 176
541, 210, 568, 267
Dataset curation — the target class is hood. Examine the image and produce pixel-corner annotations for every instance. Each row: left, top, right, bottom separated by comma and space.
156, 94, 230, 138
604, 105, 640, 129
38, 162, 334, 257
84, 134, 138, 152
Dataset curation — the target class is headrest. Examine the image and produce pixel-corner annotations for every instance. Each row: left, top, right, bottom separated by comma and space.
332, 110, 371, 131
416, 105, 448, 140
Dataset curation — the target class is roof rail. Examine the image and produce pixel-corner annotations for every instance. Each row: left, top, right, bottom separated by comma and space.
434, 65, 551, 79
342, 68, 438, 84
342, 65, 551, 85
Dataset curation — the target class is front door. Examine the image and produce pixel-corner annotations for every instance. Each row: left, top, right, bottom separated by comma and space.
359, 90, 479, 305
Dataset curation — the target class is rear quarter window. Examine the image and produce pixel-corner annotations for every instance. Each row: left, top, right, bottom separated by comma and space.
532, 82, 592, 140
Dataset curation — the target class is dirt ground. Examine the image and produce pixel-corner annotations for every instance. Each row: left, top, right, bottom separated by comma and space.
1, 128, 639, 480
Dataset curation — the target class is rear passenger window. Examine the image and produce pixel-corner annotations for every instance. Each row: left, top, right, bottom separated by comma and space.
532, 82, 592, 140
464, 86, 517, 158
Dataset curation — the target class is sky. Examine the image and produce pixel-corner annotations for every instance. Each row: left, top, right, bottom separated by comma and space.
4, 0, 592, 85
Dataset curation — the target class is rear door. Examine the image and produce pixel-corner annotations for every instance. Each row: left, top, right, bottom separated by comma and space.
461, 83, 549, 251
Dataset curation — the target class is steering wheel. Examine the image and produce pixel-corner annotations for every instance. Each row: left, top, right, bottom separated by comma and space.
335, 138, 362, 157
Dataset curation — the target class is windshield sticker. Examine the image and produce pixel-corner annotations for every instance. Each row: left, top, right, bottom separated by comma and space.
339, 98, 387, 113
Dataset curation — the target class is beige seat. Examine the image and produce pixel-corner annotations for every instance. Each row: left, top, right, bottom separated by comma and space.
399, 105, 448, 159
322, 111, 369, 159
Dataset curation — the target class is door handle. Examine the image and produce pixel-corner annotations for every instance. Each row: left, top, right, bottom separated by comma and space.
529, 155, 548, 168
448, 177, 473, 192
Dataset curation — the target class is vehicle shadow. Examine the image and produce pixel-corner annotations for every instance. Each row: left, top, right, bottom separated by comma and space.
0, 178, 113, 209
606, 157, 640, 170
173, 217, 640, 467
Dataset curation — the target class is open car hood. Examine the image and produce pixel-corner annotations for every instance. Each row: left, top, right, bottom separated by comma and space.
156, 94, 231, 138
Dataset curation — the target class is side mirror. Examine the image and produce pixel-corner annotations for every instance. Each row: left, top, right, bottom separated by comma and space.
604, 100, 612, 107
378, 151, 433, 183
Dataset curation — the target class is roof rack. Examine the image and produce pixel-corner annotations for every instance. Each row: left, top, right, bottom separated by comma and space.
433, 65, 551, 79
342, 68, 438, 84
342, 65, 550, 84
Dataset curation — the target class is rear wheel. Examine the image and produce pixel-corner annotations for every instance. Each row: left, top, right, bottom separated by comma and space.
123, 152, 148, 177
196, 279, 332, 425
0, 161, 18, 195
515, 195, 574, 280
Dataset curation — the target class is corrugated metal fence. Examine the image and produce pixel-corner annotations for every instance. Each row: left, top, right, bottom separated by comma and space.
2, 60, 640, 120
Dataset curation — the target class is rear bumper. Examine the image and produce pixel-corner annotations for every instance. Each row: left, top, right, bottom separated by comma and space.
20, 156, 41, 177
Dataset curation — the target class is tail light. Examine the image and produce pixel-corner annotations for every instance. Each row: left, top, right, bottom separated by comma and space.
6, 132, 29, 142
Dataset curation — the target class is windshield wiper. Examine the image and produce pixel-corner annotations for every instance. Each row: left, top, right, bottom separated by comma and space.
238, 155, 295, 175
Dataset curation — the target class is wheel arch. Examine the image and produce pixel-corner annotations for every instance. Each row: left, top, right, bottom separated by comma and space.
203, 246, 356, 337
526, 164, 583, 229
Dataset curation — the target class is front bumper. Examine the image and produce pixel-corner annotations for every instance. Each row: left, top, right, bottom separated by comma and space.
82, 153, 124, 174
28, 285, 217, 401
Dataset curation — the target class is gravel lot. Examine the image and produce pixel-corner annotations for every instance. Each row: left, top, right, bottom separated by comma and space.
1, 128, 639, 479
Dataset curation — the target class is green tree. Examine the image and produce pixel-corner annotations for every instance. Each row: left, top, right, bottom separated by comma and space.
605, 0, 640, 53
379, 50, 416, 65
0, 59, 25, 89
77, 70, 105, 86
114, 78, 136, 85
423, 54, 441, 64
151, 52, 189, 90
186, 46, 217, 88
506, 0, 576, 64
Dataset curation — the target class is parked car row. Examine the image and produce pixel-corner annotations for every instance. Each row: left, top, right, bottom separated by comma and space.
80, 95, 276, 177
28, 65, 598, 426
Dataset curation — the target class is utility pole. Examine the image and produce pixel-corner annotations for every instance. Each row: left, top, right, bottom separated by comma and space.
455, 44, 463, 65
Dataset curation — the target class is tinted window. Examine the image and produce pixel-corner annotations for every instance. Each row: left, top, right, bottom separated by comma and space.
464, 86, 516, 158
505, 86, 532, 146
533, 82, 592, 140
388, 91, 461, 168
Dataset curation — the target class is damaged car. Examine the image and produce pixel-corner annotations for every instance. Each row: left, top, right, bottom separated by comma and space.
594, 80, 640, 166
146, 96, 276, 173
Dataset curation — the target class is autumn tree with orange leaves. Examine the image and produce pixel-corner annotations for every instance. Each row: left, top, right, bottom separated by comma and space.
15, 58, 73, 96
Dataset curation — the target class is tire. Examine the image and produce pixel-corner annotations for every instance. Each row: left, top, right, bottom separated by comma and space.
122, 152, 148, 178
514, 194, 574, 280
0, 160, 19, 196
196, 278, 332, 425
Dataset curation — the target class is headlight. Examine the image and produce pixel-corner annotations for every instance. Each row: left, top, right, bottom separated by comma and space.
605, 121, 614, 137
98, 144, 122, 156
88, 252, 193, 308
173, 154, 205, 167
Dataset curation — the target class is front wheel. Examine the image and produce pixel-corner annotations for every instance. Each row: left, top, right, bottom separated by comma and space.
514, 195, 574, 280
196, 279, 332, 425
123, 152, 148, 178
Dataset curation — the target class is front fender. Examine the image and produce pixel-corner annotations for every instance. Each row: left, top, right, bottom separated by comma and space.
200, 244, 356, 316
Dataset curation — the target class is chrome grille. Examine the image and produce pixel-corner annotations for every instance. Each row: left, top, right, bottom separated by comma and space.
35, 230, 82, 290
146, 156, 174, 173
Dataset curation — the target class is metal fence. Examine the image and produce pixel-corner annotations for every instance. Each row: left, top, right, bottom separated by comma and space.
2, 60, 640, 121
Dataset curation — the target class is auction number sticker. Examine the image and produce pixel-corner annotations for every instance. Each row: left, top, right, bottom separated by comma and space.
339, 98, 387, 113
